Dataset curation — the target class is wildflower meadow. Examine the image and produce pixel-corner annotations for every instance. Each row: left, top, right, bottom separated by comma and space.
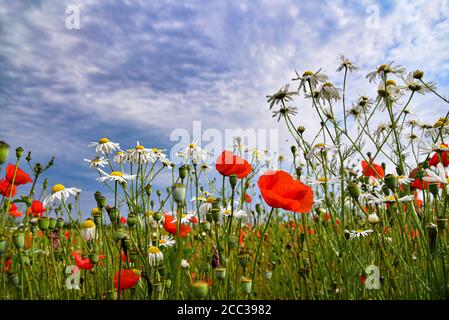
1, 58, 449, 301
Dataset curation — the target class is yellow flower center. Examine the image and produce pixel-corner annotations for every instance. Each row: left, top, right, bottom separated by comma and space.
189, 143, 197, 149
116, 151, 124, 155
152, 148, 159, 152
322, 82, 333, 87
51, 184, 65, 193
386, 195, 395, 202
91, 208, 100, 215
135, 145, 145, 150
99, 138, 110, 144
303, 70, 314, 76
315, 143, 326, 148
440, 143, 448, 149
317, 177, 329, 182
83, 220, 96, 229
148, 246, 161, 254
159, 239, 167, 244
356, 229, 364, 233
110, 171, 123, 177
385, 79, 396, 86
378, 64, 389, 71
206, 196, 216, 203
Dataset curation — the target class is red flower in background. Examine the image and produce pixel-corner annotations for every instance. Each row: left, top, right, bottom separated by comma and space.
4, 258, 12, 272
72, 252, 93, 270
258, 170, 314, 213
9, 203, 23, 218
215, 151, 252, 179
120, 216, 127, 224
164, 214, 191, 238
244, 193, 252, 203
114, 269, 141, 290
5, 163, 32, 185
27, 200, 46, 217
409, 166, 429, 190
361, 160, 384, 178
0, 179, 17, 198
429, 145, 449, 167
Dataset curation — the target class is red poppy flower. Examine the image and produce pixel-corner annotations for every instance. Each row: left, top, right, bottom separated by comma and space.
361, 160, 384, 178
257, 170, 314, 213
114, 269, 141, 290
429, 147, 449, 167
409, 166, 429, 190
215, 151, 252, 179
0, 179, 17, 198
244, 193, 252, 203
27, 200, 46, 217
190, 216, 199, 224
5, 163, 32, 185
120, 216, 127, 224
72, 251, 93, 270
163, 214, 191, 238
9, 203, 23, 218
4, 258, 12, 272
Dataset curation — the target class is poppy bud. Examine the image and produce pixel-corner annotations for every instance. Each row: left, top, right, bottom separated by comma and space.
154, 283, 163, 294
229, 174, 237, 189
238, 251, 250, 268
347, 183, 360, 200
89, 253, 99, 265
215, 267, 226, 281
0, 141, 10, 165
172, 184, 186, 204
13, 232, 25, 249
97, 196, 106, 209
145, 184, 152, 197
297, 126, 305, 134
211, 208, 220, 223
290, 145, 297, 154
191, 281, 208, 299
150, 200, 155, 207
0, 238, 8, 255
205, 213, 213, 223
295, 166, 302, 179
127, 212, 138, 227
114, 229, 128, 242
179, 165, 187, 180
395, 166, 404, 176
255, 203, 262, 215
94, 191, 102, 202
240, 277, 252, 295
413, 69, 424, 80
201, 221, 211, 232
384, 174, 398, 191
55, 218, 64, 229
38, 217, 49, 231
48, 218, 57, 230
20, 255, 31, 266
153, 211, 162, 221
436, 217, 447, 231
382, 185, 390, 196
426, 223, 437, 250
227, 236, 237, 249
264, 271, 273, 281
156, 190, 162, 197
211, 198, 221, 210
107, 207, 120, 224
15, 147, 24, 159
429, 183, 439, 196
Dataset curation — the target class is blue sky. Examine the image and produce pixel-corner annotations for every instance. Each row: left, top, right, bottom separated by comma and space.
1, 0, 449, 216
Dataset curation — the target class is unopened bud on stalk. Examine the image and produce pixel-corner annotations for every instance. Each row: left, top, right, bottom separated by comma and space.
229, 174, 237, 189
413, 69, 424, 80
191, 281, 208, 299
426, 223, 437, 250
89, 253, 99, 265
347, 183, 360, 200
26, 152, 32, 162
107, 207, 120, 224
395, 166, 404, 176
290, 145, 297, 155
156, 190, 162, 197
114, 228, 128, 242
255, 203, 262, 214
150, 200, 155, 207
0, 141, 10, 165
384, 174, 398, 191
264, 271, 273, 281
48, 218, 57, 230
241, 277, 252, 295
38, 217, 49, 231
153, 211, 162, 221
94, 191, 102, 202
0, 238, 8, 255
179, 165, 187, 180
297, 126, 305, 134
15, 147, 24, 159
211, 198, 221, 210
201, 221, 211, 232
145, 184, 152, 197
127, 212, 138, 227
172, 184, 186, 204
215, 267, 226, 281
13, 232, 25, 249
238, 251, 250, 268
295, 166, 302, 179
56, 218, 65, 229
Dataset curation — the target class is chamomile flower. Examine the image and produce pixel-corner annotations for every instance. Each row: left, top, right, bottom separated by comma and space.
156, 235, 176, 248
84, 156, 108, 168
161, 158, 175, 170
366, 62, 406, 83
113, 151, 128, 164
306, 176, 341, 185
177, 141, 209, 165
336, 55, 359, 72
348, 229, 374, 240
97, 169, 136, 184
148, 246, 164, 267
397, 175, 414, 185
272, 106, 298, 122
43, 184, 81, 207
401, 72, 435, 94
247, 148, 269, 162
376, 80, 403, 110
367, 194, 415, 205
88, 138, 120, 154
233, 137, 246, 153
171, 212, 195, 224
181, 259, 190, 269
266, 84, 297, 109
81, 219, 97, 241
292, 69, 329, 92
306, 143, 338, 160
319, 82, 341, 102
127, 141, 157, 164
354, 96, 374, 113
419, 141, 449, 154
423, 163, 449, 189
221, 205, 247, 218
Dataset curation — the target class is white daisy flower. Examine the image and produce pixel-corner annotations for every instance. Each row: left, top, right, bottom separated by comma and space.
221, 205, 247, 218
367, 194, 415, 205
366, 62, 406, 83
293, 69, 329, 92
306, 143, 338, 160
306, 176, 341, 185
401, 72, 435, 94
97, 169, 136, 184
319, 82, 341, 102
348, 229, 374, 240
423, 163, 449, 190
247, 148, 269, 162
181, 259, 190, 269
177, 141, 209, 165
148, 246, 164, 267
155, 235, 176, 248
171, 212, 195, 224
397, 175, 414, 185
376, 80, 403, 111
43, 184, 81, 207
127, 141, 157, 164
84, 156, 108, 168
233, 137, 246, 153
81, 219, 97, 241
113, 151, 128, 164
161, 158, 175, 170
88, 138, 120, 155
336, 55, 359, 72
419, 142, 449, 155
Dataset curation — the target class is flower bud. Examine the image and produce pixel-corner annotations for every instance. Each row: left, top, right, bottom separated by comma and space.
114, 229, 128, 242
255, 203, 262, 214
191, 281, 208, 299
229, 174, 237, 189
172, 184, 186, 204
145, 184, 152, 197
0, 238, 8, 255
211, 208, 220, 223
38, 217, 49, 231
13, 232, 25, 249
240, 277, 252, 295
384, 174, 398, 191
201, 221, 211, 232
89, 253, 99, 265
0, 141, 10, 165
215, 267, 226, 281
97, 196, 106, 209
179, 165, 187, 180
238, 251, 250, 268
290, 145, 297, 154
426, 223, 437, 250
15, 147, 24, 159
107, 207, 120, 224
413, 69, 424, 80
347, 183, 360, 200
367, 213, 380, 224
153, 211, 162, 221
48, 218, 57, 230
297, 126, 305, 134
127, 212, 138, 227
56, 218, 65, 229
264, 271, 273, 281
